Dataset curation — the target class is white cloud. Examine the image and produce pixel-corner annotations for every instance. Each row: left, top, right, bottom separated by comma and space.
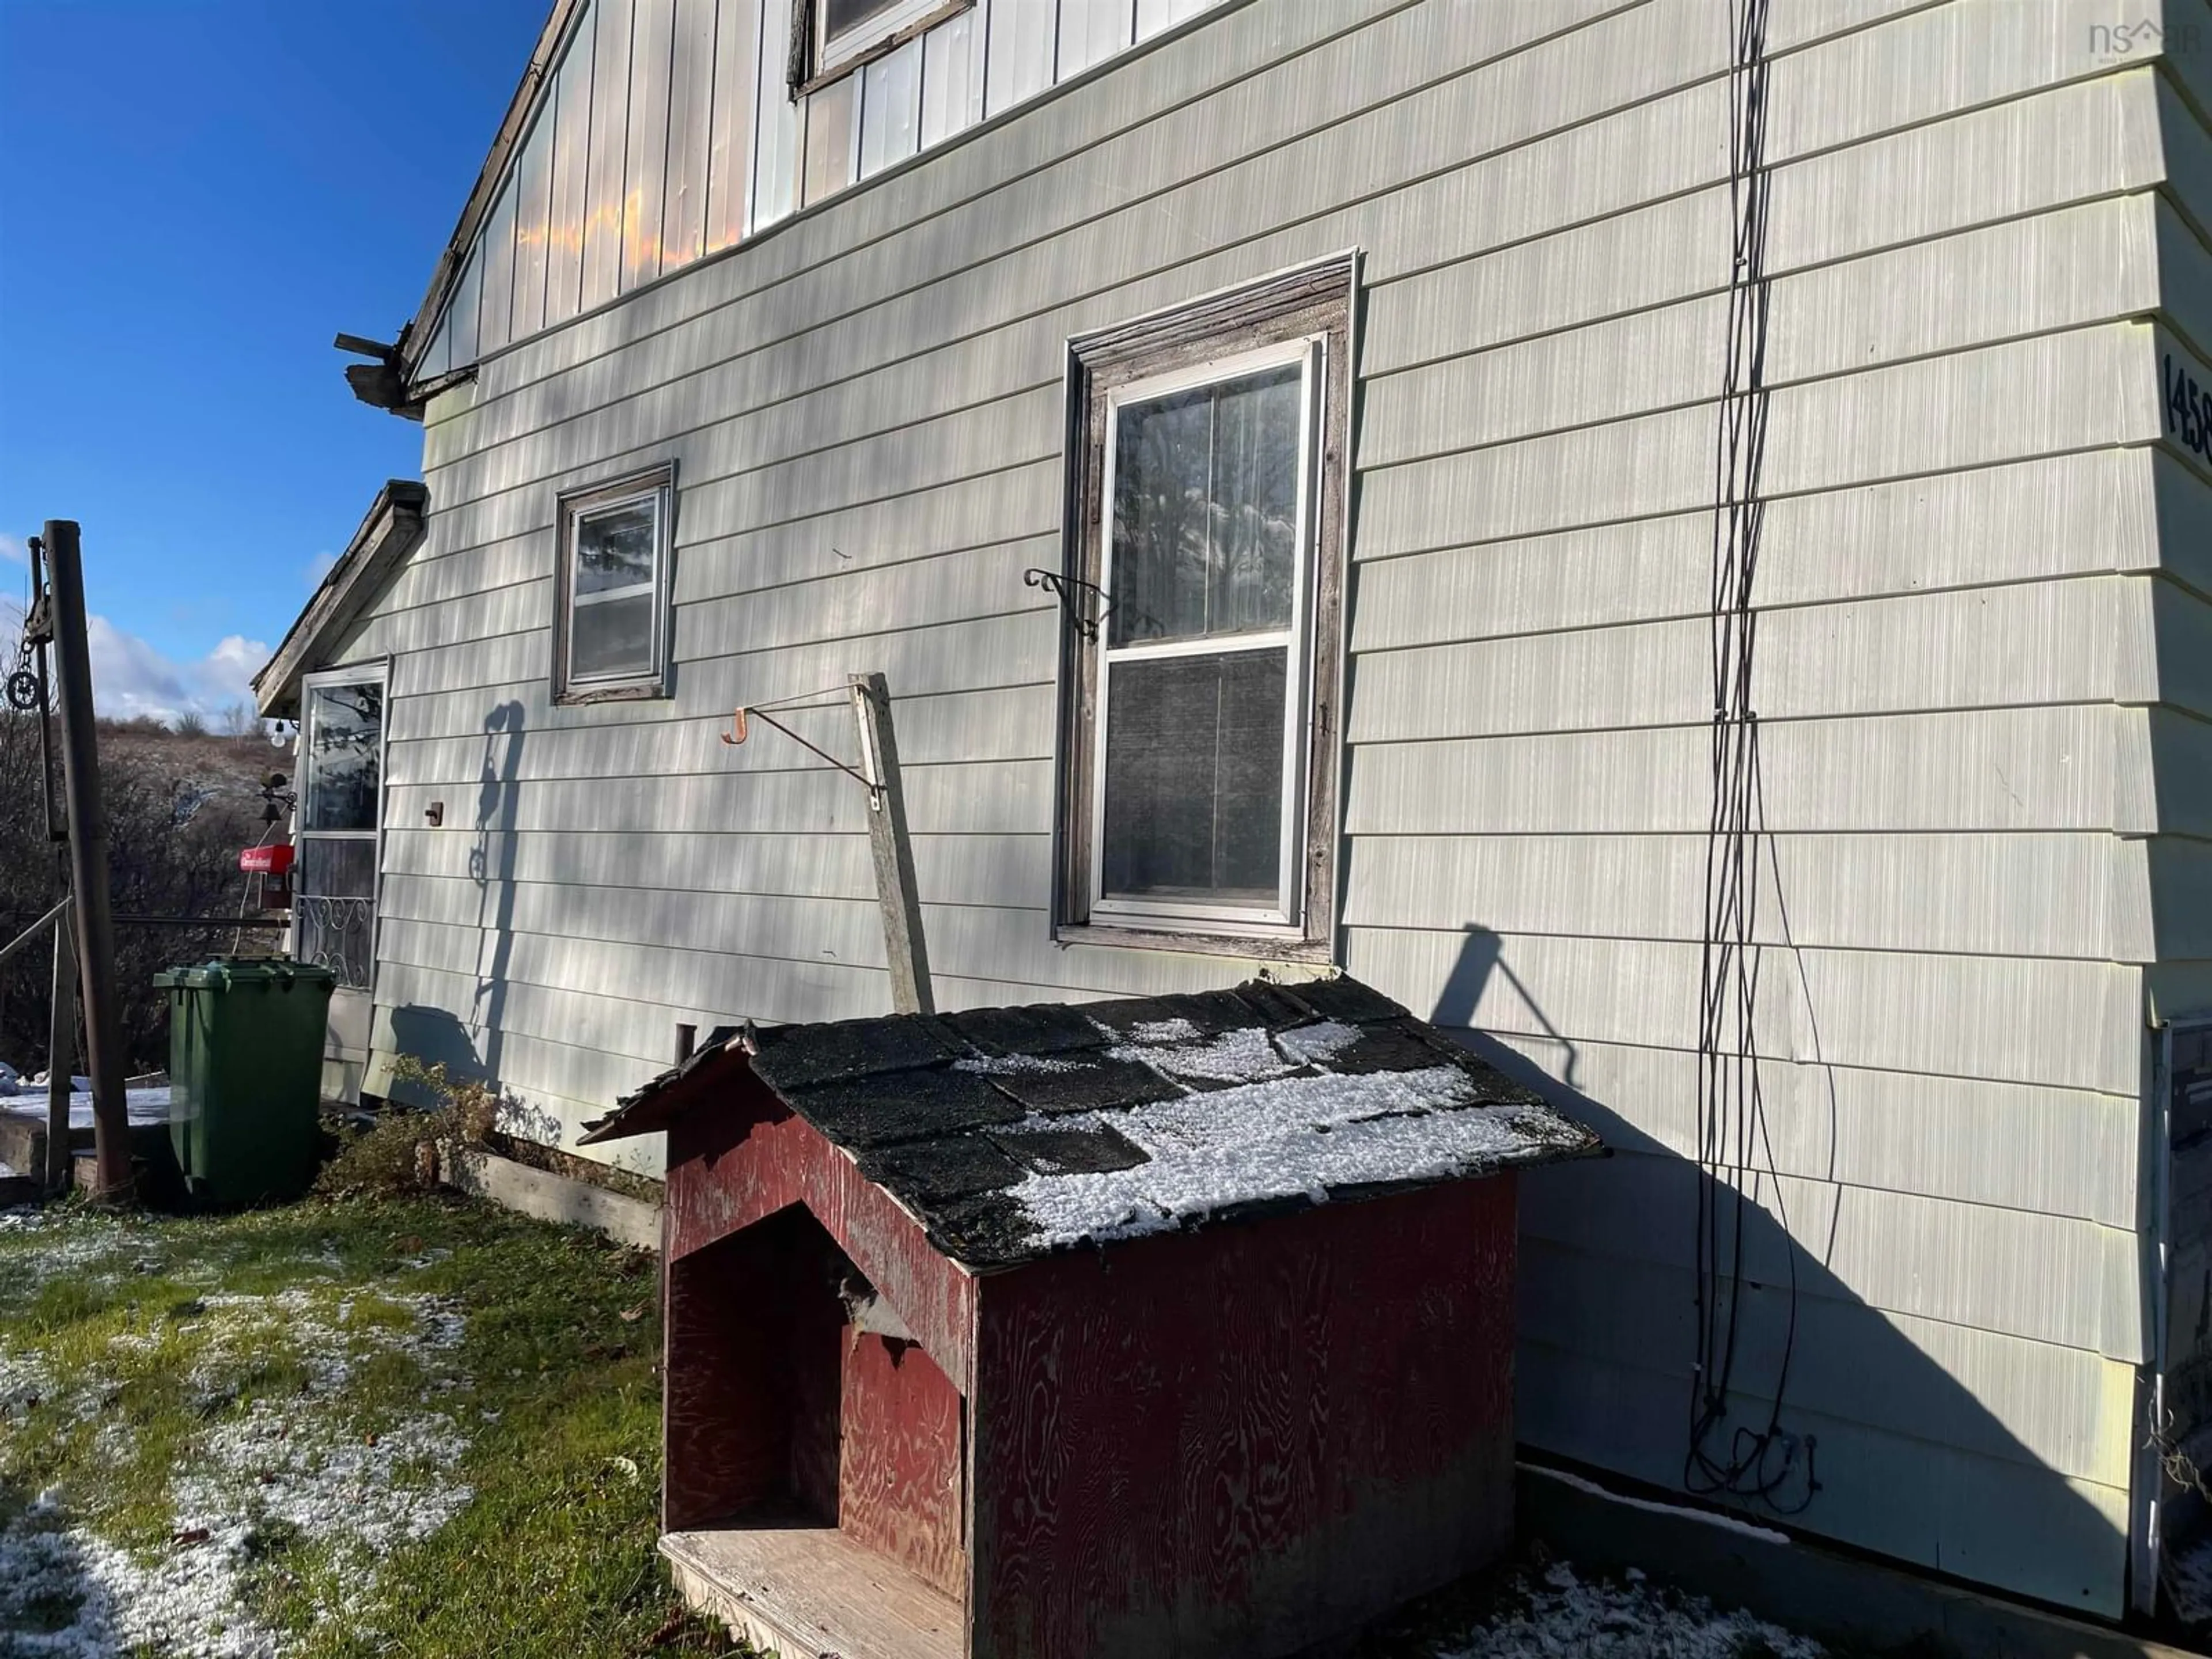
84, 617, 270, 726
303, 551, 338, 588
0, 535, 25, 566
0, 599, 266, 728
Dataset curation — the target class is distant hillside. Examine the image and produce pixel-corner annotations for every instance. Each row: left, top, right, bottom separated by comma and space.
0, 714, 287, 1071
94, 718, 286, 824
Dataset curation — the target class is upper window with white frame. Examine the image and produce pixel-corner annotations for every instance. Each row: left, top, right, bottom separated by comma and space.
794, 0, 969, 90
554, 463, 675, 703
1055, 257, 1355, 957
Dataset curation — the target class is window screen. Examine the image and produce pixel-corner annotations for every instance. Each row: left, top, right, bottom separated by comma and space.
1101, 649, 1287, 905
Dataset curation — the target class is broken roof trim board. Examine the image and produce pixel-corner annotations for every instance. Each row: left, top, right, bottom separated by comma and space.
251, 480, 428, 719
581, 975, 1601, 1270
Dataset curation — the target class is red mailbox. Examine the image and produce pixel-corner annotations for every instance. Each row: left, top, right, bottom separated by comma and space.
238, 844, 294, 876
240, 843, 294, 908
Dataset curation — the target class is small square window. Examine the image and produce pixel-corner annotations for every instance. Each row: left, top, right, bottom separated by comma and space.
1056, 257, 1355, 957
554, 464, 675, 702
792, 0, 969, 90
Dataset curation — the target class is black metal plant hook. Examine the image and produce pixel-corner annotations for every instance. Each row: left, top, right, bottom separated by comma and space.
1024, 568, 1112, 642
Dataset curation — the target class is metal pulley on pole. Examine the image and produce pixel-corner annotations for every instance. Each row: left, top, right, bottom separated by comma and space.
43, 521, 132, 1200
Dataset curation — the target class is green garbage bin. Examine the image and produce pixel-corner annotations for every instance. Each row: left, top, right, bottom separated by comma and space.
153, 958, 336, 1205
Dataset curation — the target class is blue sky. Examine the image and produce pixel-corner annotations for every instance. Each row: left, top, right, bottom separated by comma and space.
0, 0, 547, 721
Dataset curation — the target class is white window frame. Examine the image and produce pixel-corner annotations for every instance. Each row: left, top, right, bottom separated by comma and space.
1085, 338, 1325, 938
296, 664, 389, 992
812, 0, 958, 81
554, 463, 676, 703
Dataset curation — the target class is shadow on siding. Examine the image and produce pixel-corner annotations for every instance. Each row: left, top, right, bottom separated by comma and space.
1426, 923, 2130, 1622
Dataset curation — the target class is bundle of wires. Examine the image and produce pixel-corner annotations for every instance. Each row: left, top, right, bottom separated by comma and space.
1685, 0, 1817, 1517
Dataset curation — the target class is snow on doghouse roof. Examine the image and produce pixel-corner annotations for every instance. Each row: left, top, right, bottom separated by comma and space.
582, 977, 1600, 1270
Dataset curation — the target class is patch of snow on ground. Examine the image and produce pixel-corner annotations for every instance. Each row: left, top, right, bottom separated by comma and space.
1007, 1065, 1541, 1247
1438, 1562, 1825, 1659
0, 1345, 56, 1422
0, 1491, 124, 1659
0, 1210, 143, 1298
0, 1223, 476, 1658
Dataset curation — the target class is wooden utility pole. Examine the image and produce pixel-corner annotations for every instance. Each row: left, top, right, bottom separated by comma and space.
848, 673, 932, 1016
43, 521, 132, 1198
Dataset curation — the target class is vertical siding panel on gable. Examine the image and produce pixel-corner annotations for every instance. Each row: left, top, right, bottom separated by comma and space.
986, 0, 1056, 116
509, 93, 558, 339
477, 180, 518, 357
418, 298, 453, 379
624, 0, 679, 290
860, 37, 925, 178
1134, 0, 1206, 40
583, 0, 637, 309
444, 244, 482, 369
1057, 0, 1131, 80
546, 19, 595, 324
705, 0, 760, 251
752, 0, 800, 228
920, 2, 987, 149
662, 0, 719, 272
805, 70, 860, 205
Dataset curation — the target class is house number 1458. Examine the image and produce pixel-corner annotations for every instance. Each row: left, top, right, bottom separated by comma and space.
2165, 352, 2212, 459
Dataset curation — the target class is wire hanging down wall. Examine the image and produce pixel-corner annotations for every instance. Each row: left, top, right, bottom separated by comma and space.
1685, 0, 1817, 1517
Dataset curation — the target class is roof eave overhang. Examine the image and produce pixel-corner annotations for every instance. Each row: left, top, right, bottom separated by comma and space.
252, 480, 430, 719
578, 1037, 757, 1145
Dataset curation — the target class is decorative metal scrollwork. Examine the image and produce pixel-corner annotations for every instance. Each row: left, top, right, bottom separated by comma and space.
1023, 569, 1113, 642
296, 895, 375, 990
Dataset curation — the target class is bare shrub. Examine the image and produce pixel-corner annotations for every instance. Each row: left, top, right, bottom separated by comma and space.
0, 710, 268, 1073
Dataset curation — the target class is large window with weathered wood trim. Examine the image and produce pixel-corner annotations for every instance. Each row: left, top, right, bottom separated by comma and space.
554, 463, 676, 703
1055, 257, 1354, 957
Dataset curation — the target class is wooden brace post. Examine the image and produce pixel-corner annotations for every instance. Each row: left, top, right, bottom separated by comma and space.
848, 673, 933, 1016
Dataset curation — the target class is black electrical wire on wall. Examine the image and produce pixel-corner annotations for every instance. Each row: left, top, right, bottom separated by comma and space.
1685, 0, 1818, 1517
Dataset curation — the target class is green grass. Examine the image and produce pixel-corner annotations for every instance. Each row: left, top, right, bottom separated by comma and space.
0, 1192, 744, 1658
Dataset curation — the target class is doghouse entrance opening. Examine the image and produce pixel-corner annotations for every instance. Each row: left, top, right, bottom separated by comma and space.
662, 1206, 965, 1659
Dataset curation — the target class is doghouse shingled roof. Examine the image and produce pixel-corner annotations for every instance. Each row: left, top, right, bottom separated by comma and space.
581, 977, 1600, 1269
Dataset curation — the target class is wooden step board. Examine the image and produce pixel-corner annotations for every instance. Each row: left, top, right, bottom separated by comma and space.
662, 1516, 963, 1659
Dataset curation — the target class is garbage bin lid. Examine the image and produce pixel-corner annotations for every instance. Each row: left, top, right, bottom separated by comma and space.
153, 957, 339, 992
